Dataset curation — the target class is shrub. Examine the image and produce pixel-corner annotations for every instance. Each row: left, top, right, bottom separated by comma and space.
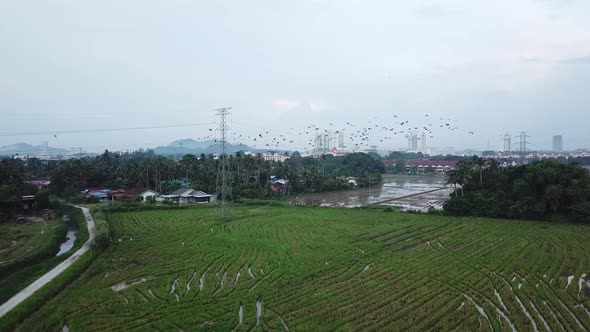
91, 210, 111, 250
569, 202, 590, 223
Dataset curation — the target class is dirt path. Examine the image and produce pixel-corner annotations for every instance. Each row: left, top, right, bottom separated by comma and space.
0, 206, 96, 318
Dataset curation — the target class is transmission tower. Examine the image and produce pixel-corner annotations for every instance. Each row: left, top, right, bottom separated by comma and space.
215, 107, 233, 219
516, 131, 531, 154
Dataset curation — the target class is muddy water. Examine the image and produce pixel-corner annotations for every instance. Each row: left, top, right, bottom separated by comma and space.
56, 215, 77, 256
289, 175, 453, 211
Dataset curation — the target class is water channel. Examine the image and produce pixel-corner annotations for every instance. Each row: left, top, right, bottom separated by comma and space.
56, 215, 78, 256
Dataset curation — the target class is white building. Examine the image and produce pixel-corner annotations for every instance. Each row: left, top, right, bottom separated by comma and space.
262, 152, 290, 162
161, 188, 214, 204
139, 190, 159, 202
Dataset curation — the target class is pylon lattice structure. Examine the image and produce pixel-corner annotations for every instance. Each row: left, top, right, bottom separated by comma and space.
215, 107, 233, 219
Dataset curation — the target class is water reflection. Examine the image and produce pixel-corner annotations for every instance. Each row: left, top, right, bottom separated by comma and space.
56, 215, 78, 256
290, 175, 452, 211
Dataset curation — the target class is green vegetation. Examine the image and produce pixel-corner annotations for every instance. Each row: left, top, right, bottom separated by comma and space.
92, 209, 110, 250
444, 158, 590, 221
0, 247, 97, 331
0, 207, 87, 305
1, 150, 385, 214
0, 219, 67, 305
15, 206, 590, 331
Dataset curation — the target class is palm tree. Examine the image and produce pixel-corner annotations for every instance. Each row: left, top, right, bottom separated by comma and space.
445, 169, 460, 196
446, 161, 472, 196
472, 156, 485, 189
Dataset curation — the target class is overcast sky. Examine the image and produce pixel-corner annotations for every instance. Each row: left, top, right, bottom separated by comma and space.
1, 0, 589, 153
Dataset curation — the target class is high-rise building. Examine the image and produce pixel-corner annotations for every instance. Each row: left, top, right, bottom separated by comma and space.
337, 132, 345, 148
315, 134, 329, 152
503, 133, 511, 152
314, 134, 322, 151
316, 131, 344, 151
552, 135, 563, 152
408, 133, 418, 150
421, 132, 426, 152
329, 132, 337, 149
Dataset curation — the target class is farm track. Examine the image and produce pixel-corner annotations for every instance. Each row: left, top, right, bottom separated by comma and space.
15, 206, 590, 331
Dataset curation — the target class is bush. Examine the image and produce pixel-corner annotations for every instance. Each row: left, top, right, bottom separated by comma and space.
91, 210, 111, 250
443, 192, 507, 218
569, 202, 590, 223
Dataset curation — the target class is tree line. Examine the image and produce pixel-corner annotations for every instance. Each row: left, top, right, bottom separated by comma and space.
444, 156, 590, 222
0, 150, 385, 218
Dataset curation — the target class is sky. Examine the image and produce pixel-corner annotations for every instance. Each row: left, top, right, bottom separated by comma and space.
1, 0, 589, 154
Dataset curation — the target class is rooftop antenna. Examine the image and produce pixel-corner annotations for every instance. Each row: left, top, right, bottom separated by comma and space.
215, 107, 233, 220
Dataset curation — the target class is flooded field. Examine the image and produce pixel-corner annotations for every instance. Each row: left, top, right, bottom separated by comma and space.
290, 174, 454, 211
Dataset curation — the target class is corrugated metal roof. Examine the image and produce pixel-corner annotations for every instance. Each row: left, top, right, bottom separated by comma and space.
169, 188, 192, 196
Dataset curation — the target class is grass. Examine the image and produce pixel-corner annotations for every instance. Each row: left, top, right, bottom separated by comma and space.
0, 207, 88, 305
14, 205, 590, 331
0, 248, 98, 332
0, 219, 65, 273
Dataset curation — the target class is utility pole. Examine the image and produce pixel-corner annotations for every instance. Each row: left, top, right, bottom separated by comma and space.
215, 107, 233, 220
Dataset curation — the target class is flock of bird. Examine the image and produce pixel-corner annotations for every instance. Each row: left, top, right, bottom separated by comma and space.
187, 115, 476, 151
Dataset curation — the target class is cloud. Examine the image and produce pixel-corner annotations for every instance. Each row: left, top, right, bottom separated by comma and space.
560, 55, 590, 64
308, 101, 329, 113
271, 99, 299, 111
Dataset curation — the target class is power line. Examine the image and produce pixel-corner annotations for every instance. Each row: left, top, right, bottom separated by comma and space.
0, 122, 217, 137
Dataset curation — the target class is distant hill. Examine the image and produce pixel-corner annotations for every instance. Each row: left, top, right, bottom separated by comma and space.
0, 143, 68, 156
153, 139, 256, 155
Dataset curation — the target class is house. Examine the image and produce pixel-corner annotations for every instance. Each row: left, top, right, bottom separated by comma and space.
21, 195, 36, 210
384, 159, 457, 174
139, 190, 159, 202
161, 188, 214, 204
270, 179, 289, 193
25, 179, 51, 190
108, 188, 150, 201
83, 188, 113, 202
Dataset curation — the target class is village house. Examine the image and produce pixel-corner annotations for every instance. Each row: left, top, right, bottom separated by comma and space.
139, 189, 159, 202
161, 188, 214, 204
384, 159, 457, 174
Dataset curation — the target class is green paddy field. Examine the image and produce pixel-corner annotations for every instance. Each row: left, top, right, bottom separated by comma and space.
17, 206, 590, 331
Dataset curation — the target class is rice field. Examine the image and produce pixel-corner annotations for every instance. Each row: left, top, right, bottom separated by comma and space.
0, 218, 69, 304
17, 206, 590, 331
0, 219, 58, 266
